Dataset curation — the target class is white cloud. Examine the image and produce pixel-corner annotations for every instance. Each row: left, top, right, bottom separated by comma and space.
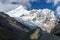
46, 0, 52, 3
56, 6, 60, 15
0, 2, 19, 13
53, 0, 60, 6
0, 0, 37, 13
46, 0, 60, 6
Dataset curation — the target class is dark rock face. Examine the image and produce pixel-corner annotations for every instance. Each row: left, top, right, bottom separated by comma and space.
38, 21, 60, 40
0, 12, 30, 40
51, 21, 60, 36
0, 12, 60, 40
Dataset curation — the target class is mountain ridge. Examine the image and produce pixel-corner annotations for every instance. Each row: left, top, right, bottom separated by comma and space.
6, 5, 57, 33
0, 12, 60, 40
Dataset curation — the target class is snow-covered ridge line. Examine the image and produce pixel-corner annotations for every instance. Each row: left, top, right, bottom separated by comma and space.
7, 5, 57, 33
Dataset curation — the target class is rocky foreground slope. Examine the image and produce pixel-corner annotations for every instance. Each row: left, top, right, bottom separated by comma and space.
0, 12, 60, 40
0, 12, 31, 40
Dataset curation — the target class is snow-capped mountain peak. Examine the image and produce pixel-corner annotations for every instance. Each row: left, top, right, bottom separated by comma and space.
14, 5, 25, 11
7, 5, 30, 17
7, 5, 57, 33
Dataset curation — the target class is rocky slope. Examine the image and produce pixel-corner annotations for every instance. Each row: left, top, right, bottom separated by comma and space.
51, 21, 60, 36
1, 12, 60, 40
0, 12, 31, 40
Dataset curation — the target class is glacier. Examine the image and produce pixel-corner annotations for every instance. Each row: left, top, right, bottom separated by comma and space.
6, 5, 57, 33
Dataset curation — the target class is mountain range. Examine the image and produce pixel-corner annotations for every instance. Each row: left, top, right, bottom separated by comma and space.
0, 5, 60, 40
6, 5, 58, 33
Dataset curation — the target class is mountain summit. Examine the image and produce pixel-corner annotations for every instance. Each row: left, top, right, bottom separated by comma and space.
7, 5, 57, 33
